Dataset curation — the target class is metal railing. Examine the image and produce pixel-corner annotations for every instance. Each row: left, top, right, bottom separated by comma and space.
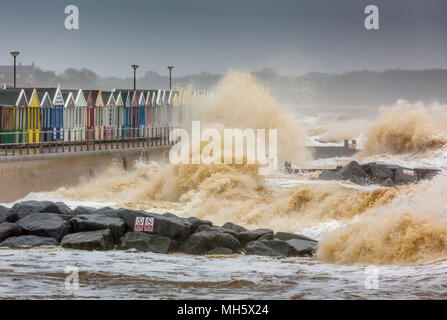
0, 126, 175, 156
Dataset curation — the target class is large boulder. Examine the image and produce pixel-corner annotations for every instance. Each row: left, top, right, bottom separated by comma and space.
362, 162, 394, 183
61, 229, 114, 251
0, 206, 12, 223
186, 217, 213, 231
117, 232, 177, 253
286, 239, 318, 256
70, 215, 126, 241
195, 224, 239, 238
0, 235, 58, 248
274, 232, 317, 242
9, 201, 72, 221
0, 222, 22, 242
181, 231, 240, 255
73, 206, 97, 216
16, 212, 71, 241
236, 229, 274, 245
336, 161, 367, 183
110, 209, 193, 241
221, 222, 248, 233
243, 240, 300, 257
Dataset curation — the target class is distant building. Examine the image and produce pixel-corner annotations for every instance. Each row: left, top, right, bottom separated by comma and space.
0, 62, 37, 87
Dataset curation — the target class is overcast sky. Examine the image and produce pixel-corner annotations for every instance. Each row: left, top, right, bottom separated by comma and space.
1, 0, 446, 77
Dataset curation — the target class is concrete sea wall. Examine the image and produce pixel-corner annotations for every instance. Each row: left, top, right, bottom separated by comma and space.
0, 146, 170, 202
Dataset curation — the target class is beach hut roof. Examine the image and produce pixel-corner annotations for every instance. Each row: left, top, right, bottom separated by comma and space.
0, 88, 26, 106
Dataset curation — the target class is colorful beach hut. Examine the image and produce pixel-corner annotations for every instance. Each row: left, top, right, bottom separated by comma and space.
114, 91, 124, 138
0, 89, 27, 144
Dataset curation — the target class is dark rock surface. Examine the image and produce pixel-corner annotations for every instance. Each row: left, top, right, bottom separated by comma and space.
70, 215, 126, 241
4, 201, 320, 258
274, 232, 318, 242
0, 235, 58, 248
73, 206, 97, 216
16, 212, 71, 241
205, 247, 234, 255
243, 240, 298, 257
221, 222, 248, 233
236, 229, 274, 245
117, 232, 177, 253
9, 200, 73, 222
286, 239, 318, 256
0, 222, 22, 242
61, 229, 114, 251
181, 230, 240, 255
319, 161, 440, 187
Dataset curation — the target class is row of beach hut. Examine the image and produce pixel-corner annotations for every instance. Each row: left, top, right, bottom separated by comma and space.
0, 86, 209, 144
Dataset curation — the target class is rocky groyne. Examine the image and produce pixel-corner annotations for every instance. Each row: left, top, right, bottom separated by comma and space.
318, 161, 440, 187
0, 200, 318, 258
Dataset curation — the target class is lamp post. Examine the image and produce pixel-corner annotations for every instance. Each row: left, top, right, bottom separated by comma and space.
10, 51, 20, 88
131, 64, 139, 91
167, 65, 174, 90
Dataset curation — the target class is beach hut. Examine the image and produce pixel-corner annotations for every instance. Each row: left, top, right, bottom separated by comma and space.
138, 91, 146, 137
61, 90, 76, 141
102, 91, 115, 139
25, 89, 41, 143
35, 89, 54, 142
72, 89, 87, 141
130, 91, 139, 137
145, 91, 152, 137
51, 86, 64, 141
122, 91, 132, 138
85, 90, 96, 140
114, 91, 124, 138
0, 89, 27, 144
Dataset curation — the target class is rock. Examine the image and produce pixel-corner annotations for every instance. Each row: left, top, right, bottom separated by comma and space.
336, 161, 367, 183
9, 201, 72, 221
236, 229, 274, 245
205, 247, 234, 255
258, 233, 274, 241
0, 206, 12, 223
0, 222, 21, 242
16, 212, 71, 241
221, 222, 248, 233
0, 235, 58, 248
394, 167, 418, 185
362, 162, 394, 182
243, 240, 299, 257
61, 229, 114, 251
113, 209, 193, 241
382, 178, 395, 187
195, 224, 238, 238
286, 239, 318, 256
73, 206, 97, 215
181, 231, 240, 255
319, 169, 343, 181
274, 232, 317, 242
117, 232, 177, 253
70, 215, 126, 241
95, 207, 116, 215
186, 217, 213, 231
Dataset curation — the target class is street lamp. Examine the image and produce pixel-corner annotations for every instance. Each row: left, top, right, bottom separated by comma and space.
167, 66, 174, 91
10, 51, 20, 88
131, 64, 139, 91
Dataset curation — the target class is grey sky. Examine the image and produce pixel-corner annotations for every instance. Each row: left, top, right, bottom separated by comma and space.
1, 0, 446, 77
